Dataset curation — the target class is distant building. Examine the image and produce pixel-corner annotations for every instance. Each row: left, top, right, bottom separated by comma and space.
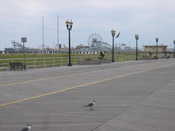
75, 40, 111, 54
4, 48, 17, 53
76, 44, 89, 50
144, 45, 168, 58
122, 46, 135, 52
144, 45, 167, 52
4, 48, 42, 54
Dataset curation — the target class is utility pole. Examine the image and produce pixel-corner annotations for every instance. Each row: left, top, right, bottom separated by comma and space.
57, 16, 59, 46
42, 16, 45, 54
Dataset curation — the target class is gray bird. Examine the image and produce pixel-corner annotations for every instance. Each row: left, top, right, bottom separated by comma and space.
84, 97, 96, 110
21, 124, 32, 131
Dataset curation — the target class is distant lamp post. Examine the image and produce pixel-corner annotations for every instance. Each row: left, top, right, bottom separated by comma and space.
155, 38, 159, 59
173, 40, 175, 58
21, 37, 27, 70
111, 29, 120, 62
21, 37, 27, 51
65, 20, 73, 66
111, 30, 116, 62
135, 34, 139, 60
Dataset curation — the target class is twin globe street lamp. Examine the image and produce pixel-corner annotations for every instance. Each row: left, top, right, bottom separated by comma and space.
21, 37, 27, 69
111, 29, 120, 62
155, 37, 159, 59
65, 20, 73, 66
135, 34, 139, 60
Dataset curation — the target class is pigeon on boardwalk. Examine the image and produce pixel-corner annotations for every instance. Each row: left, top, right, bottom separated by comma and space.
84, 97, 96, 110
21, 124, 32, 131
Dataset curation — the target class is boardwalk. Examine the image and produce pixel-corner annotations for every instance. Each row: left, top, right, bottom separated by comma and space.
0, 59, 175, 131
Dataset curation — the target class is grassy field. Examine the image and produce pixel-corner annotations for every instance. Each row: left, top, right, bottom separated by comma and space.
0, 52, 144, 71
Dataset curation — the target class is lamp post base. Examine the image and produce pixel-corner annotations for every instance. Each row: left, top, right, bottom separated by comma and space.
68, 63, 72, 66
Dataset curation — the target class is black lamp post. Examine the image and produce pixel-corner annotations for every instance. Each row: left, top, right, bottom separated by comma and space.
65, 20, 73, 66
155, 38, 159, 59
135, 34, 139, 60
111, 29, 120, 62
21, 37, 27, 70
173, 40, 175, 58
111, 30, 116, 62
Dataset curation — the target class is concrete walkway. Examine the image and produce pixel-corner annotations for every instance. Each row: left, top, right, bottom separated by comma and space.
0, 59, 175, 131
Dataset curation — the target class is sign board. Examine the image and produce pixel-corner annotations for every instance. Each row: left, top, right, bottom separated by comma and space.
59, 44, 62, 49
21, 37, 27, 43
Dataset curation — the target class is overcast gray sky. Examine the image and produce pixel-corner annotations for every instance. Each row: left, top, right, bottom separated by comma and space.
0, 0, 174, 49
